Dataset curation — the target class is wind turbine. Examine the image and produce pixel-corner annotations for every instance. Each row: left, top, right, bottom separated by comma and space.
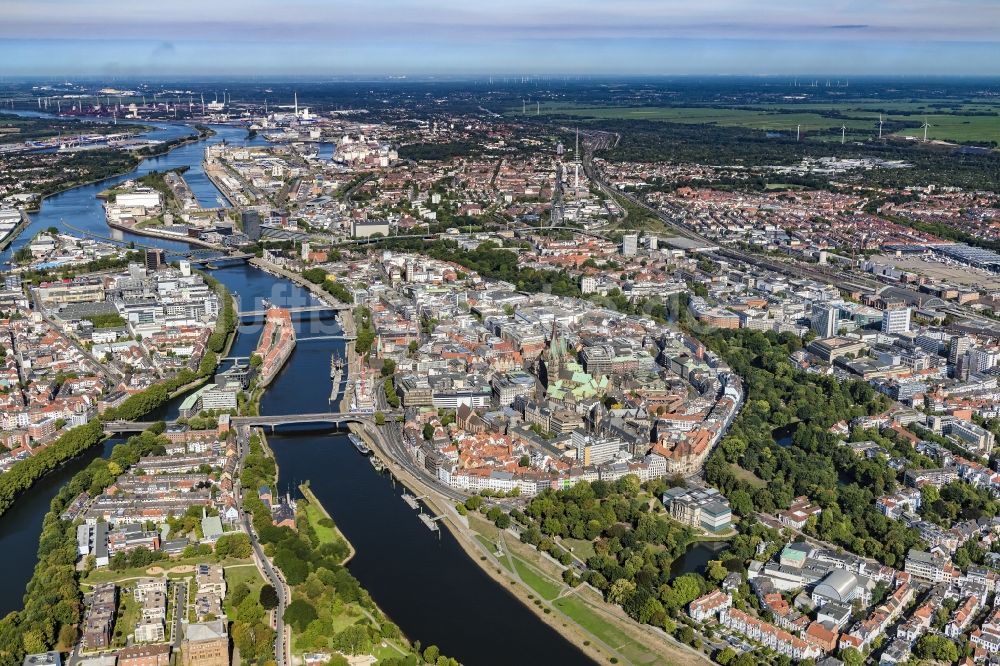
796, 124, 801, 141
922, 119, 931, 142
878, 114, 884, 140
841, 125, 847, 145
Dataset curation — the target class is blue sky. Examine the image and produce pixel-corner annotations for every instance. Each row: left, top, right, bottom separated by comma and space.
2, 0, 999, 76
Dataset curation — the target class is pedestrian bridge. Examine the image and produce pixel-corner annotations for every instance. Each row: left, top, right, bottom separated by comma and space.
103, 411, 399, 433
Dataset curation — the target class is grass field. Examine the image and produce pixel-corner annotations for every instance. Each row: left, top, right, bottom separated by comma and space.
526, 102, 1000, 144
511, 557, 563, 601
534, 104, 878, 132
560, 537, 596, 561
468, 514, 500, 541
111, 591, 140, 648
222, 564, 266, 617
300, 485, 354, 562
891, 114, 1000, 143
553, 592, 705, 666
554, 594, 633, 650
729, 462, 766, 488
468, 519, 710, 665
302, 501, 338, 544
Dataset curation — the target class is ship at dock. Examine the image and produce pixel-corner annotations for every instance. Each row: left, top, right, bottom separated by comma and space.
348, 433, 371, 455
329, 351, 345, 403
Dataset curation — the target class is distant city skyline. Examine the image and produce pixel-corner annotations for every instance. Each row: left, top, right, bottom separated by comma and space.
2, 0, 1000, 76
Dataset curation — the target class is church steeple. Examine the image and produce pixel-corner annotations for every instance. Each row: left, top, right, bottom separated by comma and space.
542, 319, 564, 388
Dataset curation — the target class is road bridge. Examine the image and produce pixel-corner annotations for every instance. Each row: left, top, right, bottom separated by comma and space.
187, 253, 254, 266
103, 411, 400, 433
237, 304, 349, 318
298, 334, 357, 342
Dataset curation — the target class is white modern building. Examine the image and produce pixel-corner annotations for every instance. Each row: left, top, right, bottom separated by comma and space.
881, 307, 911, 334
622, 234, 638, 257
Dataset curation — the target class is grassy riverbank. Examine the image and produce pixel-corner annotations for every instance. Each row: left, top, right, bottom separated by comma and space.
358, 426, 711, 666
243, 430, 454, 664
299, 484, 356, 564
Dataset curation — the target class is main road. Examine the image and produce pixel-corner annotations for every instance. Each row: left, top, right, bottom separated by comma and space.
234, 426, 290, 666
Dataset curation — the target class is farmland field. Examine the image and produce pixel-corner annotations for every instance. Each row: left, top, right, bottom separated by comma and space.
526, 102, 1000, 145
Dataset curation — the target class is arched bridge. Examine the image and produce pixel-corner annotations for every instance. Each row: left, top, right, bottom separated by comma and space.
103, 411, 400, 433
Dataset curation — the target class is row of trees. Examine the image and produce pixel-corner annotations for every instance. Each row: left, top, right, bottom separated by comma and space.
354, 306, 376, 356
0, 420, 104, 519
229, 432, 281, 665
301, 266, 354, 304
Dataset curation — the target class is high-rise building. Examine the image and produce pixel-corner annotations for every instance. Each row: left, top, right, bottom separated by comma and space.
972, 348, 999, 373
949, 335, 971, 366
811, 304, 839, 338
881, 307, 911, 334
622, 234, 638, 257
241, 210, 261, 241
144, 249, 165, 272
955, 351, 971, 381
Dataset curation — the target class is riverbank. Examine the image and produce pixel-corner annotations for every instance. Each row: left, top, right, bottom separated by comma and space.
0, 210, 31, 252
248, 257, 352, 312
22, 162, 144, 215
134, 123, 216, 160
256, 427, 280, 481
106, 218, 222, 249
352, 421, 709, 666
298, 484, 356, 564
17, 124, 212, 216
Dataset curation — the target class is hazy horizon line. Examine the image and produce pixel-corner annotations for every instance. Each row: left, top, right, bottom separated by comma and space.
5, 73, 1000, 82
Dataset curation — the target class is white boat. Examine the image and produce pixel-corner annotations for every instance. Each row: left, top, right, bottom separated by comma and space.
349, 433, 370, 455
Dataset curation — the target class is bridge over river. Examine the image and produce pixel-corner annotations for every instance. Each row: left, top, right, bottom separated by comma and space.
237, 304, 351, 318
103, 411, 400, 433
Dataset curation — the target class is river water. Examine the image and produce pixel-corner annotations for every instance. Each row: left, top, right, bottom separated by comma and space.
0, 116, 587, 664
